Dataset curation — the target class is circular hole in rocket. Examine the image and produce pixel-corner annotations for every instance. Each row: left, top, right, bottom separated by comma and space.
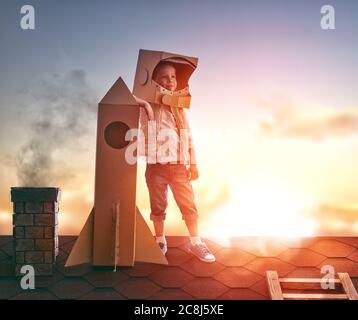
104, 121, 131, 149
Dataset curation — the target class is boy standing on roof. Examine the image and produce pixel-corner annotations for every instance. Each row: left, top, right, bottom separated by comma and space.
134, 61, 215, 263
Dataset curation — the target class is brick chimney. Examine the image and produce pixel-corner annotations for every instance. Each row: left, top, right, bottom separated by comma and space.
11, 187, 60, 276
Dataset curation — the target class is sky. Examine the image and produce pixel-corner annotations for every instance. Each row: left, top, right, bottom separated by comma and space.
0, 0, 358, 238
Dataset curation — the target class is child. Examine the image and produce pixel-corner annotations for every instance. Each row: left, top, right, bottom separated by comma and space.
134, 62, 215, 263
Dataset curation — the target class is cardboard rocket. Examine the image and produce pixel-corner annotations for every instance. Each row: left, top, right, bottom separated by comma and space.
65, 78, 167, 267
133, 49, 198, 109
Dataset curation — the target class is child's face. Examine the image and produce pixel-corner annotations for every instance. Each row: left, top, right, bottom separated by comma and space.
154, 64, 177, 91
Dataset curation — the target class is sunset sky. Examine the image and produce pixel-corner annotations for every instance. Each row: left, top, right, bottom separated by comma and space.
1, 0, 358, 238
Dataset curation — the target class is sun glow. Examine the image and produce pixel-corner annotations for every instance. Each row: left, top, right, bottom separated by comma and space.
202, 177, 317, 243
0, 211, 12, 234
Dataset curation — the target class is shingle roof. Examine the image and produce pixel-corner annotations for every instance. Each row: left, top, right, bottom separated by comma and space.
1, 236, 358, 300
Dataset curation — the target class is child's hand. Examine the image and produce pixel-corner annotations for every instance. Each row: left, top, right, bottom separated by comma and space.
187, 164, 199, 181
133, 95, 154, 120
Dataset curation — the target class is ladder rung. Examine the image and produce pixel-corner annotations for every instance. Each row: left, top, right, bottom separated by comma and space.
283, 293, 348, 300
279, 278, 340, 284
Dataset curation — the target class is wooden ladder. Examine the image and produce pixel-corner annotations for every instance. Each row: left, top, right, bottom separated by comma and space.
266, 270, 358, 300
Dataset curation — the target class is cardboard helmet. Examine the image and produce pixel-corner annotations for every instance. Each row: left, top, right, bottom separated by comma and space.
133, 49, 198, 109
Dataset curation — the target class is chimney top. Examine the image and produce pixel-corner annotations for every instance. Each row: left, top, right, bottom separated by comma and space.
11, 187, 61, 202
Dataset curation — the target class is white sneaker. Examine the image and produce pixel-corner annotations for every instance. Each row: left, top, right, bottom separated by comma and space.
158, 242, 167, 255
189, 242, 215, 263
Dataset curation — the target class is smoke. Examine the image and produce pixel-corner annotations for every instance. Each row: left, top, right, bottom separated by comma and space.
16, 70, 97, 186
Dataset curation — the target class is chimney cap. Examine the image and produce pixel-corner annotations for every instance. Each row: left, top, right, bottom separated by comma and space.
11, 187, 61, 202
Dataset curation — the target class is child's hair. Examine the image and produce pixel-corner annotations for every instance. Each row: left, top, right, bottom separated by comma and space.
152, 61, 176, 81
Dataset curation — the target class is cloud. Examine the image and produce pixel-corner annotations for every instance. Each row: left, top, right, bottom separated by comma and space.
261, 112, 358, 141
255, 95, 358, 141
315, 204, 358, 221
312, 203, 358, 235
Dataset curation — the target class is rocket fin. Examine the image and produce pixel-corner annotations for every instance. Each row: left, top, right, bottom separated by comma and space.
134, 207, 168, 265
65, 209, 94, 267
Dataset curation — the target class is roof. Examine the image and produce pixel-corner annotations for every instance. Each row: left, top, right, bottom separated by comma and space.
1, 236, 358, 300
